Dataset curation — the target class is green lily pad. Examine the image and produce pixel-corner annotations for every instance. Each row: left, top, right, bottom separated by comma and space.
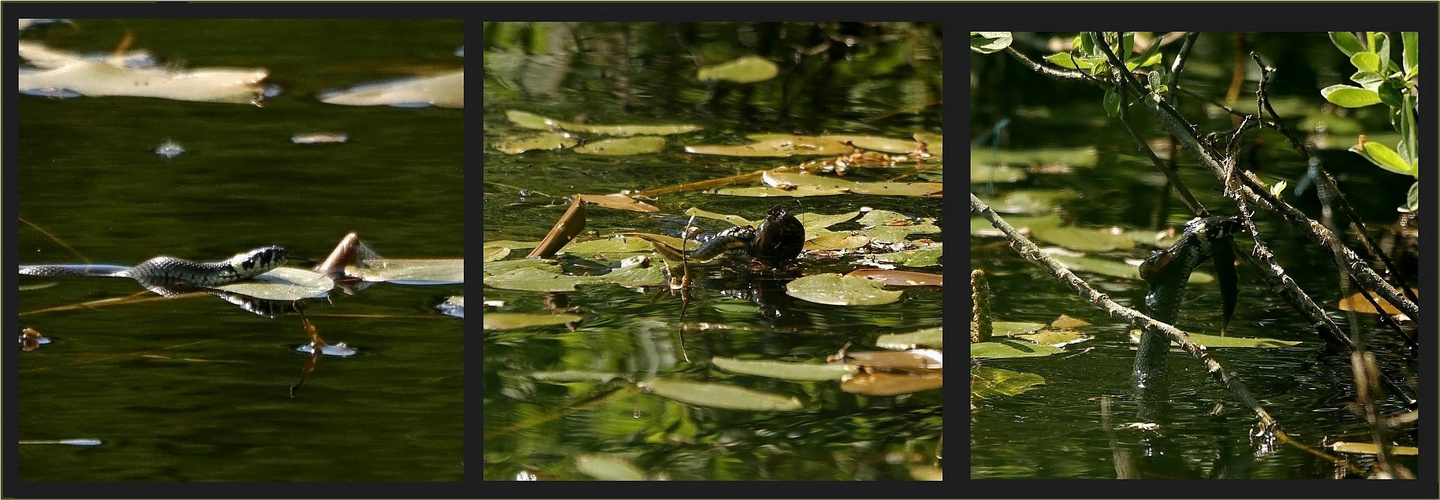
529, 370, 621, 383
710, 356, 858, 381
992, 321, 1046, 336
805, 234, 870, 251
971, 339, 1064, 359
482, 263, 664, 292
483, 246, 511, 262
971, 366, 1046, 398
573, 136, 667, 155
491, 131, 579, 154
875, 327, 943, 349
482, 312, 582, 330
214, 267, 334, 300
686, 136, 853, 157
482, 258, 557, 276
785, 273, 904, 306
506, 110, 701, 136
697, 55, 779, 83
560, 236, 655, 255
349, 258, 463, 284
863, 242, 942, 267
575, 454, 645, 481
1180, 332, 1300, 348
970, 163, 1028, 184
641, 379, 803, 411
1015, 328, 1090, 347
1030, 226, 1135, 252
482, 240, 540, 250
989, 189, 1079, 215
718, 170, 941, 198
795, 211, 862, 232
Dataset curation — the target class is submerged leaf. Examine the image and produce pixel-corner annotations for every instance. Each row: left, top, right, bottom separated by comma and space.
573, 136, 667, 155
697, 55, 779, 83
483, 312, 582, 330
575, 454, 645, 481
641, 379, 803, 411
711, 356, 857, 381
491, 131, 579, 154
971, 366, 1045, 398
971, 340, 1064, 359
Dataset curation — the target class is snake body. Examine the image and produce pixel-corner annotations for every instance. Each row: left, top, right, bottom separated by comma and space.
19, 246, 288, 291
689, 205, 805, 268
1134, 216, 1241, 385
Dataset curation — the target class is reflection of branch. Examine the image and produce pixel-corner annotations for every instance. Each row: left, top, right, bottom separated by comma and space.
971, 192, 1277, 430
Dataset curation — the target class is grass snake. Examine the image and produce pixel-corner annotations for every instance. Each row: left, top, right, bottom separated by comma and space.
1134, 216, 1242, 386
688, 204, 805, 268
19, 246, 288, 295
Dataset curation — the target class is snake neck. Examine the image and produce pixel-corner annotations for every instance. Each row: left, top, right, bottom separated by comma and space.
1134, 216, 1241, 385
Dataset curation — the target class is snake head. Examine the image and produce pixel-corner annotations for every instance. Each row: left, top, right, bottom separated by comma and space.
231, 246, 288, 278
751, 204, 805, 268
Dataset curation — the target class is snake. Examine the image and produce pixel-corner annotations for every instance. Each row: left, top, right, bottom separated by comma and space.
689, 204, 805, 268
18, 246, 288, 296
1133, 216, 1242, 385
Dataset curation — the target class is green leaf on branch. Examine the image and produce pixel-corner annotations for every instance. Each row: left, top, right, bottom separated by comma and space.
1349, 70, 1384, 92
1329, 31, 1366, 57
1402, 181, 1419, 213
1377, 80, 1404, 108
1352, 140, 1416, 177
971, 32, 1014, 54
1402, 32, 1418, 78
1371, 32, 1392, 73
1350, 52, 1381, 74
1102, 89, 1120, 118
1321, 85, 1381, 108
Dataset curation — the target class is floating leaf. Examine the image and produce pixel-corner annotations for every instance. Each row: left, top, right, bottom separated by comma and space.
577, 193, 659, 212
845, 269, 942, 287
491, 131, 579, 154
214, 267, 333, 300
683, 207, 753, 227
574, 454, 644, 481
573, 136, 667, 155
1015, 329, 1090, 348
913, 132, 943, 157
641, 379, 803, 411
483, 246, 511, 262
482, 240, 540, 250
815, 134, 921, 154
711, 356, 857, 381
349, 259, 463, 285
561, 236, 655, 255
483, 312, 582, 330
506, 110, 700, 136
840, 349, 942, 371
970, 164, 1028, 184
875, 327, 943, 349
795, 211, 862, 231
319, 70, 463, 108
971, 366, 1045, 398
697, 55, 778, 83
1337, 290, 1418, 315
863, 242, 942, 268
686, 136, 851, 157
1130, 329, 1301, 349
1030, 226, 1135, 252
482, 258, 557, 277
841, 371, 943, 396
482, 264, 664, 292
971, 339, 1064, 359
972, 147, 1099, 168
18, 58, 266, 104
785, 273, 904, 306
717, 170, 941, 198
804, 234, 870, 251
530, 370, 621, 383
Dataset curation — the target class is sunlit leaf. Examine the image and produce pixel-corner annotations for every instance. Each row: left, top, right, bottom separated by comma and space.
969, 164, 1028, 184
319, 70, 463, 109
785, 273, 904, 306
711, 356, 857, 381
1329, 441, 1419, 456
971, 366, 1045, 398
573, 136, 667, 155
641, 379, 803, 411
840, 349, 942, 370
1321, 84, 1381, 108
875, 327, 943, 349
717, 170, 941, 198
1356, 140, 1416, 177
484, 246, 511, 262
349, 259, 463, 284
214, 267, 333, 300
845, 269, 942, 287
992, 321, 1046, 336
1049, 253, 1213, 284
560, 236, 655, 254
803, 234, 869, 251
1015, 329, 1090, 348
574, 454, 645, 481
697, 55, 779, 83
686, 136, 851, 157
841, 371, 943, 396
491, 131, 579, 154
970, 32, 1013, 54
1131, 329, 1301, 349
683, 207, 753, 227
483, 312, 582, 330
971, 339, 1064, 359
577, 193, 659, 212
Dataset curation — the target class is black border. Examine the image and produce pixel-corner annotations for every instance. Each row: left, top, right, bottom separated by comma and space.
0, 1, 1434, 499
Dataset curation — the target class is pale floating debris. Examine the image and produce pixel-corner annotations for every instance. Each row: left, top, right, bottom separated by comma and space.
491, 131, 579, 154
18, 41, 267, 105
155, 139, 185, 159
455, 46, 464, 57
18, 19, 71, 32
18, 438, 102, 446
319, 70, 463, 109
296, 342, 358, 357
291, 133, 349, 144
436, 296, 464, 318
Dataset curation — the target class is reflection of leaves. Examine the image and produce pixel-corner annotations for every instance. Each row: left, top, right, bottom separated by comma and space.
482, 264, 665, 292
841, 371, 942, 396
507, 110, 700, 136
349, 258, 463, 285
971, 367, 1045, 398
697, 55, 779, 83
641, 379, 803, 411
875, 327, 943, 349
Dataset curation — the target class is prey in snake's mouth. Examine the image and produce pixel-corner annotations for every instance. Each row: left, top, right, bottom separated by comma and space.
1134, 216, 1245, 385
687, 204, 806, 269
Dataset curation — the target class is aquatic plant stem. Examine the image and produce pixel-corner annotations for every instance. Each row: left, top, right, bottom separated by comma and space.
971, 192, 1278, 430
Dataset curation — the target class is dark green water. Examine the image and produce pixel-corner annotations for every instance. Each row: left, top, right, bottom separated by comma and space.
16, 19, 464, 481
970, 33, 1419, 479
483, 23, 943, 480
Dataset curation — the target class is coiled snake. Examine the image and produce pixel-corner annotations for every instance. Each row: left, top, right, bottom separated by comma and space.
1134, 216, 1242, 385
19, 246, 288, 296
